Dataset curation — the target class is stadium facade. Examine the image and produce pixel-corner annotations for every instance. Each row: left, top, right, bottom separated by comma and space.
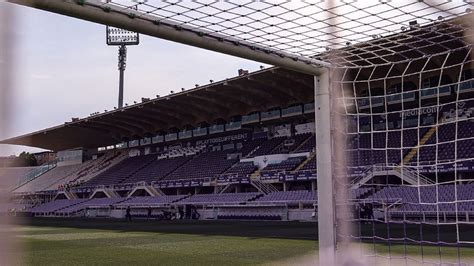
0, 13, 473, 226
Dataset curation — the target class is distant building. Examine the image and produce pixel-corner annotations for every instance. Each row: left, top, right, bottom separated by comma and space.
33, 151, 56, 165
0, 156, 18, 167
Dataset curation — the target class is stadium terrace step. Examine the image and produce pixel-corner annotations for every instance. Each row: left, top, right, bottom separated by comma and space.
69, 152, 128, 184
163, 150, 237, 181
245, 146, 260, 158
267, 138, 287, 155
255, 190, 317, 203
118, 157, 157, 184
157, 156, 194, 181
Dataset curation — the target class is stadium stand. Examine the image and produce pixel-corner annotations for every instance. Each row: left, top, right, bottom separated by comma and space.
0, 41, 472, 223
293, 133, 315, 153
164, 150, 237, 181
85, 154, 157, 186
251, 136, 286, 157
262, 157, 305, 172
223, 161, 257, 177
63, 151, 127, 185
126, 156, 192, 183
0, 166, 39, 190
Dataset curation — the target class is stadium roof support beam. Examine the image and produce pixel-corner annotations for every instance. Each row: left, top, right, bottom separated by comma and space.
114, 110, 166, 134
7, 0, 328, 76
155, 101, 201, 123
185, 93, 235, 119
87, 119, 135, 138
69, 124, 122, 142
246, 77, 300, 103
169, 96, 222, 122
272, 70, 314, 90
143, 104, 188, 126
221, 83, 267, 107
105, 115, 151, 137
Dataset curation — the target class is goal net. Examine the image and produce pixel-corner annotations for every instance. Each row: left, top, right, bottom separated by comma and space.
337, 22, 474, 265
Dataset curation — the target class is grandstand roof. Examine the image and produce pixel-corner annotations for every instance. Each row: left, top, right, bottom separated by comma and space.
0, 68, 314, 151
2, 5, 473, 151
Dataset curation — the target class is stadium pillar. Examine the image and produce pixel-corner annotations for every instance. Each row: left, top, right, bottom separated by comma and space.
117, 44, 126, 108
315, 70, 336, 265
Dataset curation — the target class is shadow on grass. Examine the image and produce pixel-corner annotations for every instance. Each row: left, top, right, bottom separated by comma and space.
17, 217, 474, 247
17, 217, 319, 241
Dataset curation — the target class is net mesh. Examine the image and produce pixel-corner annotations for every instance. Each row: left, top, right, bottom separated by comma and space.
8, 0, 474, 264
337, 39, 474, 264
88, 0, 474, 264
94, 0, 473, 67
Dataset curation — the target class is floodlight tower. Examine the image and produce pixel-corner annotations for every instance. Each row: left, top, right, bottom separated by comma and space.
106, 26, 139, 108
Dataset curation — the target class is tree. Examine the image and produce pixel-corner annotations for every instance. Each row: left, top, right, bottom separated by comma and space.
16, 152, 38, 167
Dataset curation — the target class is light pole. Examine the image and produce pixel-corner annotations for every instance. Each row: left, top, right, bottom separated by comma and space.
106, 26, 139, 108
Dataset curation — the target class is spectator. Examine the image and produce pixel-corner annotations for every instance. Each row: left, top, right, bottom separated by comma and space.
360, 203, 366, 222
125, 206, 132, 222
147, 207, 152, 220
366, 203, 374, 222
191, 205, 200, 220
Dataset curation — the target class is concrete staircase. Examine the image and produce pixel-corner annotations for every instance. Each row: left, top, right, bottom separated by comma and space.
248, 168, 278, 194
218, 183, 234, 194
119, 159, 157, 184
351, 164, 434, 189
11, 162, 57, 192
293, 152, 316, 172
250, 179, 278, 194
128, 184, 162, 197
292, 134, 314, 152
64, 190, 78, 199
402, 122, 440, 165
250, 168, 262, 180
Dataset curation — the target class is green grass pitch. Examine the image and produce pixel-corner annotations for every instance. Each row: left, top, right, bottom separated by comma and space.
9, 218, 474, 265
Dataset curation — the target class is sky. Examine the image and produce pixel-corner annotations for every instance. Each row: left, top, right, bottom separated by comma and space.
0, 2, 266, 156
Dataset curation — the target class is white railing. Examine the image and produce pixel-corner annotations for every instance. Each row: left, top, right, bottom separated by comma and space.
350, 166, 374, 187
351, 164, 434, 189
393, 165, 434, 185
250, 179, 278, 194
